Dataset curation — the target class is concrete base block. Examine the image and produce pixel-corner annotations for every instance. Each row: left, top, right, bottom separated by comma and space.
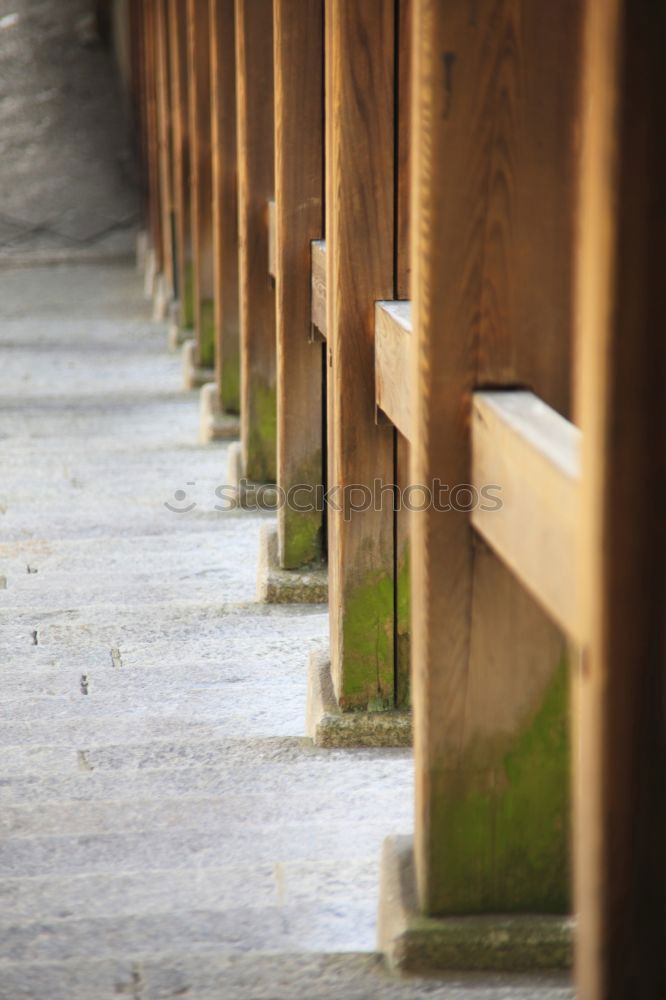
199, 383, 240, 443
378, 835, 573, 974
256, 526, 327, 604
152, 274, 170, 322
305, 650, 412, 748
182, 339, 214, 391
226, 441, 278, 510
136, 230, 148, 273
143, 248, 157, 299
167, 300, 190, 351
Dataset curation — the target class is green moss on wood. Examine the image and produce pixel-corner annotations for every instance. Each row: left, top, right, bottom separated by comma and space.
246, 380, 277, 484
181, 260, 195, 330
198, 298, 215, 369
282, 450, 323, 570
395, 547, 411, 710
338, 569, 395, 712
220, 348, 240, 414
428, 657, 570, 915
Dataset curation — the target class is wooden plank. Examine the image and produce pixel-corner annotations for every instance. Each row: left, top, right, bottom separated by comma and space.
167, 0, 192, 322
310, 239, 326, 338
210, 0, 240, 412
471, 391, 580, 638
235, 0, 276, 483
574, 0, 666, 994
274, 0, 324, 569
326, 0, 395, 710
375, 300, 412, 440
155, 0, 174, 296
410, 0, 573, 916
267, 198, 276, 279
187, 0, 215, 367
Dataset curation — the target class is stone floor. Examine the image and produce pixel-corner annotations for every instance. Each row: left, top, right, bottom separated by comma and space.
0, 266, 576, 999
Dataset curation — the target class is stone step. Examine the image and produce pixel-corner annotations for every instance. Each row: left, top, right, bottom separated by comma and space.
0, 951, 574, 1000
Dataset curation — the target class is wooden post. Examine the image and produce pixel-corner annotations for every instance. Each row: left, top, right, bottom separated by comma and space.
575, 0, 666, 994
155, 0, 174, 297
326, 0, 395, 710
235, 0, 276, 483
143, 0, 163, 271
273, 0, 324, 568
167, 0, 191, 326
210, 0, 240, 413
187, 0, 215, 368
410, 0, 580, 915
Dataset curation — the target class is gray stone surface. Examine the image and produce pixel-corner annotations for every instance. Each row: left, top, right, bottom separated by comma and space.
256, 525, 328, 603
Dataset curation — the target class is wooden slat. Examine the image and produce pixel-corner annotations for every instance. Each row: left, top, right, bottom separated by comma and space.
235, 0, 276, 483
471, 391, 580, 638
210, 0, 240, 411
167, 0, 191, 320
267, 198, 276, 279
574, 0, 666, 994
326, 0, 395, 710
274, 0, 324, 569
410, 0, 572, 917
187, 0, 215, 367
310, 239, 326, 338
375, 300, 412, 440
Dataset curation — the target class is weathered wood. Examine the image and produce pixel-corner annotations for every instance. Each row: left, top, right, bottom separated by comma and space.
143, 0, 163, 270
310, 239, 327, 338
326, 0, 395, 710
167, 0, 191, 322
235, 0, 276, 483
267, 198, 276, 279
210, 0, 240, 412
396, 0, 411, 299
155, 0, 174, 296
274, 0, 324, 570
375, 300, 412, 441
472, 391, 580, 638
410, 0, 576, 916
574, 0, 666, 995
187, 0, 215, 367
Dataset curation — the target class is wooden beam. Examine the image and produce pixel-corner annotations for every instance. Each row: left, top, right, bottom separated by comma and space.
274, 0, 324, 569
326, 0, 395, 710
472, 391, 580, 639
235, 0, 276, 483
267, 198, 276, 279
310, 239, 326, 339
210, 0, 240, 412
187, 0, 215, 367
574, 0, 666, 994
375, 300, 412, 441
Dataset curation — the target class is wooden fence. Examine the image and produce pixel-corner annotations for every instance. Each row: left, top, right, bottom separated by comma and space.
126, 0, 666, 994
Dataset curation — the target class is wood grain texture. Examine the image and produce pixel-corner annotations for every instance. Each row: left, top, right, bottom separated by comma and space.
267, 198, 276, 279
310, 239, 327, 338
167, 0, 191, 314
143, 0, 163, 267
235, 0, 276, 483
210, 0, 240, 411
274, 0, 324, 569
187, 0, 215, 366
326, 0, 396, 710
472, 391, 580, 638
396, 0, 411, 299
410, 0, 575, 915
574, 0, 666, 994
155, 0, 174, 294
375, 300, 412, 440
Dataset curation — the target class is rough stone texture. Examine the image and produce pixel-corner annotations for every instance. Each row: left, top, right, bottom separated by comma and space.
226, 441, 279, 510
306, 650, 413, 748
181, 338, 214, 391
256, 525, 328, 603
378, 837, 574, 974
0, 0, 139, 261
199, 382, 240, 443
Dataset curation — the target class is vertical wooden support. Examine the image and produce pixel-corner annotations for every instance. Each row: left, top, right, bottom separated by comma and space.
155, 0, 174, 296
210, 0, 240, 413
273, 0, 324, 569
143, 0, 163, 270
168, 0, 191, 323
235, 0, 276, 483
575, 0, 666, 995
326, 0, 395, 710
187, 0, 215, 368
410, 0, 580, 915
